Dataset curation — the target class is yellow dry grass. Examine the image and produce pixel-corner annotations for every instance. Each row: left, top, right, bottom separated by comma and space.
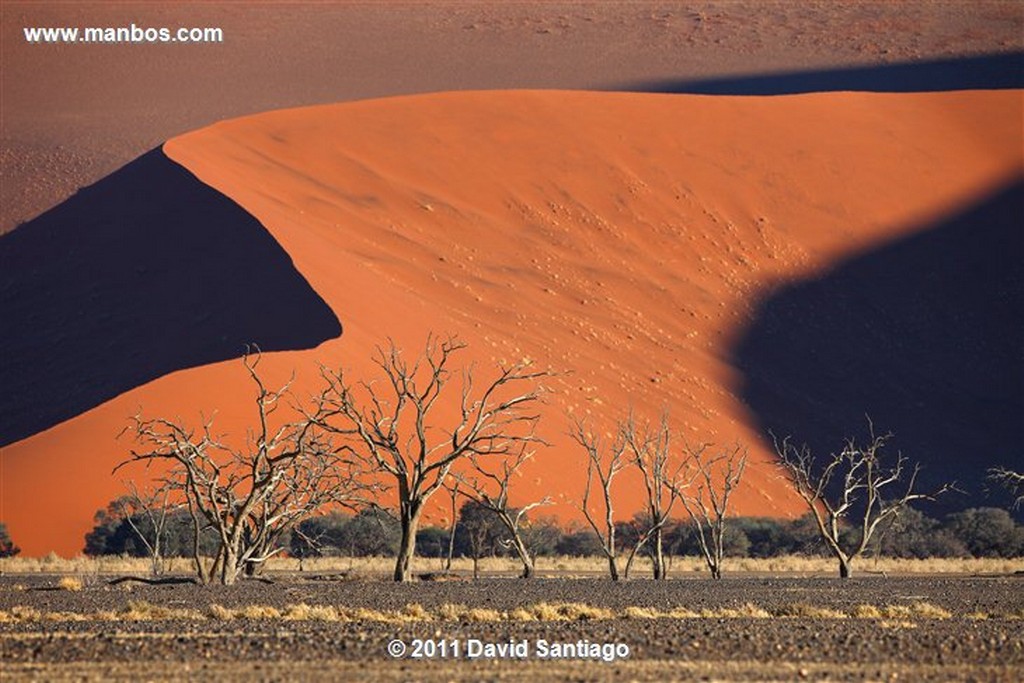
56, 576, 83, 592
0, 600, 1004, 624
2, 554, 1020, 577
777, 603, 847, 619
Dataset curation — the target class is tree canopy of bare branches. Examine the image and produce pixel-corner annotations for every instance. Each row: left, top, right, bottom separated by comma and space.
117, 481, 176, 577
454, 444, 552, 578
317, 335, 548, 582
117, 349, 372, 585
674, 442, 748, 580
773, 420, 955, 578
622, 411, 685, 580
988, 466, 1024, 510
570, 418, 627, 581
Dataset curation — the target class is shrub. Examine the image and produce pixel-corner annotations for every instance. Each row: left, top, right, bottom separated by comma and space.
944, 508, 1024, 558
0, 523, 19, 558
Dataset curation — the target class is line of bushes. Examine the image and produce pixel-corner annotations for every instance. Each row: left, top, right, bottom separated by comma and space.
77, 499, 1024, 562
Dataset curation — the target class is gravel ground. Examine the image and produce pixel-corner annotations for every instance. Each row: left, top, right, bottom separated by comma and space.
1, 575, 1021, 681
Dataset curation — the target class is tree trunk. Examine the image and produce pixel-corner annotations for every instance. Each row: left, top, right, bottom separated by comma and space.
623, 550, 635, 581
710, 563, 721, 580
608, 555, 620, 582
221, 546, 238, 586
510, 536, 535, 579
652, 529, 665, 580
394, 504, 422, 582
838, 556, 852, 579
445, 524, 456, 573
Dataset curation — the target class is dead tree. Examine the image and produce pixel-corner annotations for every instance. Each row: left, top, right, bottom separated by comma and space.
117, 350, 370, 585
118, 481, 176, 577
570, 418, 626, 581
456, 445, 552, 578
773, 420, 955, 579
318, 336, 548, 582
988, 467, 1024, 510
674, 442, 748, 580
622, 411, 684, 580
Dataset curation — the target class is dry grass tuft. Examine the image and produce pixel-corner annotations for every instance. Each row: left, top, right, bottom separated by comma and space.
623, 606, 664, 619
43, 610, 88, 621
242, 605, 282, 620
436, 603, 470, 621
908, 602, 952, 619
56, 576, 83, 592
122, 600, 205, 621
282, 603, 342, 621
703, 603, 771, 619
209, 604, 234, 620
778, 603, 847, 619
881, 604, 913, 619
853, 604, 883, 619
400, 603, 433, 621
519, 602, 614, 621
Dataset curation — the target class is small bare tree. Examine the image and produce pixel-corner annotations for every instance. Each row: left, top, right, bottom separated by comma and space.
570, 418, 626, 581
622, 411, 684, 580
118, 350, 371, 585
674, 442, 748, 580
774, 420, 955, 579
118, 481, 176, 577
456, 445, 552, 578
988, 466, 1024, 510
318, 336, 548, 582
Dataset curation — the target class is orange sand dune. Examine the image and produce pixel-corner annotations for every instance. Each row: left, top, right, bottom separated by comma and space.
3, 89, 1021, 556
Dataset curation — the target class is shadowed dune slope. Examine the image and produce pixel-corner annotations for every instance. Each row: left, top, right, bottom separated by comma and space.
735, 179, 1024, 514
2, 90, 1021, 555
0, 148, 341, 447
623, 51, 1024, 95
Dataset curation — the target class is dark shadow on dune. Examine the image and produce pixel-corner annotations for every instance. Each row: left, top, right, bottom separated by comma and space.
733, 179, 1023, 516
618, 51, 1023, 95
0, 148, 341, 447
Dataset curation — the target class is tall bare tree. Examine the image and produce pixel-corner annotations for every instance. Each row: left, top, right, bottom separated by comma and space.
570, 418, 626, 581
773, 420, 955, 578
674, 442, 748, 580
317, 336, 548, 582
622, 411, 684, 580
456, 444, 552, 578
117, 350, 371, 585
988, 466, 1024, 510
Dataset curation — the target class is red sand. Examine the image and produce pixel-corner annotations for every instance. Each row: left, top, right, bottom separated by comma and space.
3, 89, 1021, 556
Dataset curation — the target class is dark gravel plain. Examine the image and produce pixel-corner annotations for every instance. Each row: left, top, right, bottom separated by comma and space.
1, 574, 1022, 681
